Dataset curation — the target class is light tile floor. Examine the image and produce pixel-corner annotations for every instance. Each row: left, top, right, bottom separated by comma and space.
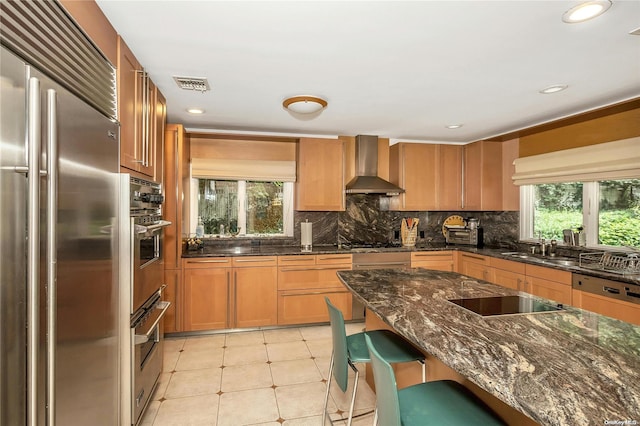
140, 322, 376, 426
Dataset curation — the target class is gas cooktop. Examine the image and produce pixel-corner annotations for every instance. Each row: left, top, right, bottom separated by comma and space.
339, 242, 403, 250
448, 295, 564, 317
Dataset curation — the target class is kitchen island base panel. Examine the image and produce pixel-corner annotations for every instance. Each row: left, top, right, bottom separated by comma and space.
365, 309, 540, 426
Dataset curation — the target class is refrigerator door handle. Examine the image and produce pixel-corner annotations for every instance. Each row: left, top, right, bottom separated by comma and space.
46, 88, 58, 426
26, 76, 41, 426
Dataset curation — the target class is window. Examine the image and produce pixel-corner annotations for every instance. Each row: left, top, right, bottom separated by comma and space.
521, 179, 640, 247
191, 179, 294, 237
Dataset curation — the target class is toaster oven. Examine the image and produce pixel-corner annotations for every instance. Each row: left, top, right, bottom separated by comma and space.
445, 227, 483, 247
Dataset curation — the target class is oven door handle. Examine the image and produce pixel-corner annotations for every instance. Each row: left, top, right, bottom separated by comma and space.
135, 220, 172, 236
134, 301, 171, 345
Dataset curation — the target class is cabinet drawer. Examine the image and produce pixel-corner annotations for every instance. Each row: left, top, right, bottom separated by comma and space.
412, 261, 453, 272
316, 254, 353, 265
411, 251, 453, 262
278, 255, 316, 266
528, 276, 572, 305
278, 289, 351, 325
490, 258, 525, 274
183, 257, 232, 269
459, 252, 489, 264
232, 256, 277, 267
278, 264, 351, 290
525, 264, 571, 285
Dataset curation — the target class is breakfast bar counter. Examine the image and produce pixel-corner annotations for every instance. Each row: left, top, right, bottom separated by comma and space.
337, 268, 640, 426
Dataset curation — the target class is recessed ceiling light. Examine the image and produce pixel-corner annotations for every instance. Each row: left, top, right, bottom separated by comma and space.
562, 1, 612, 23
187, 108, 205, 114
445, 124, 463, 129
539, 85, 568, 94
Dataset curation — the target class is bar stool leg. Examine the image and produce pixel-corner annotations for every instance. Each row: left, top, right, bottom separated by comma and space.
322, 351, 334, 426
346, 361, 359, 426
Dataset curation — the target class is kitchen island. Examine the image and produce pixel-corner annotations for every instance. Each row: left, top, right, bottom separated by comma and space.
337, 268, 640, 426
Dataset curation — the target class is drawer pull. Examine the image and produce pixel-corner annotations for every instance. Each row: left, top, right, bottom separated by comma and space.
281, 291, 344, 297
461, 254, 485, 261
188, 259, 229, 264
280, 258, 315, 262
318, 256, 351, 261
414, 253, 450, 257
280, 266, 346, 272
235, 258, 275, 263
603, 286, 621, 295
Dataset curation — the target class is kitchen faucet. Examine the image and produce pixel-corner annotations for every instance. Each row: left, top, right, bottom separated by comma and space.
538, 233, 547, 256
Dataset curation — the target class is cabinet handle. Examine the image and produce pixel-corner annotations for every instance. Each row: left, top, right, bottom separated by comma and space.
280, 266, 347, 272
188, 259, 230, 264
281, 290, 344, 297
517, 278, 522, 291
461, 254, 485, 261
234, 258, 275, 263
413, 253, 449, 258
234, 271, 238, 326
226, 271, 231, 327
461, 147, 465, 209
280, 257, 315, 262
318, 256, 351, 261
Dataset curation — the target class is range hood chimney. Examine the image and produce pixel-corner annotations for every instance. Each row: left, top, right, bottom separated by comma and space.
345, 135, 405, 196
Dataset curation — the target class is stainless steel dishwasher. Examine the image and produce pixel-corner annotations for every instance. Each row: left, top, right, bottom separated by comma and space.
572, 273, 640, 305
350, 251, 412, 320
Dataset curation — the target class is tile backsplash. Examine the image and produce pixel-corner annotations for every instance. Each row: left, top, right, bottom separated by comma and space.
295, 194, 519, 248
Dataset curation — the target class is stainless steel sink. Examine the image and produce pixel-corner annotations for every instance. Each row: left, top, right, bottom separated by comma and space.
541, 258, 580, 267
500, 252, 579, 267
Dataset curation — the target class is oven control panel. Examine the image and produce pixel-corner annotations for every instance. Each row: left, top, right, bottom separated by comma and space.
130, 177, 163, 217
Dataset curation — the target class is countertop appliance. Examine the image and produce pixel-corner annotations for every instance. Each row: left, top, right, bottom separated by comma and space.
350, 251, 411, 319
0, 3, 120, 423
448, 295, 564, 317
445, 226, 484, 247
573, 273, 640, 305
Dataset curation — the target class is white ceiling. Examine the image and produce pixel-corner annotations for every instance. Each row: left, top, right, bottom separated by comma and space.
96, 1, 640, 143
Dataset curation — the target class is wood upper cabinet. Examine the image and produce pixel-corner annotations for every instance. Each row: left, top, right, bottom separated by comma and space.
232, 257, 278, 328
151, 82, 167, 184
59, 0, 117, 65
389, 143, 438, 211
411, 251, 454, 272
463, 141, 503, 211
296, 138, 345, 211
501, 138, 520, 211
117, 36, 163, 179
438, 145, 463, 210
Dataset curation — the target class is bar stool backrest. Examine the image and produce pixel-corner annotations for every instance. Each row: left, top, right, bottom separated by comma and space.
325, 297, 349, 392
365, 334, 402, 426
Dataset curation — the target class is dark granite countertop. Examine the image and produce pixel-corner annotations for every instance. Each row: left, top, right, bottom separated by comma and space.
336, 268, 640, 426
182, 243, 640, 286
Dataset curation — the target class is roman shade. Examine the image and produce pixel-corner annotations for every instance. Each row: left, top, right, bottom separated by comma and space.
512, 137, 640, 185
191, 158, 296, 182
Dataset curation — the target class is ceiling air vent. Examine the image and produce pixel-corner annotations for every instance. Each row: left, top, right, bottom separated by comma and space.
173, 76, 211, 92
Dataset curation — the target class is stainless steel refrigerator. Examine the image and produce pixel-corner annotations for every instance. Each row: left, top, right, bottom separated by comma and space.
0, 45, 120, 425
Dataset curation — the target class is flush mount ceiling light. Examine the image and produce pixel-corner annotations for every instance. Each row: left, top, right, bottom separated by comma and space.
445, 124, 463, 129
562, 1, 612, 23
282, 95, 328, 114
187, 108, 205, 114
539, 84, 568, 94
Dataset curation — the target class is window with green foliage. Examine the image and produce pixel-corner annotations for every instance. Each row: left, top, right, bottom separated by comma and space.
524, 179, 640, 248
192, 179, 293, 236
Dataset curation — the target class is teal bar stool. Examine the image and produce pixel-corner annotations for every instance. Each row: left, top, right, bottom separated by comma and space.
364, 334, 506, 426
323, 298, 426, 426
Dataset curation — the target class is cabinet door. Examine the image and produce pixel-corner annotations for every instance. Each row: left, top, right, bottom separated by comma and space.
493, 268, 525, 291
163, 269, 181, 333
572, 290, 640, 326
528, 276, 572, 305
390, 143, 437, 211
411, 252, 454, 271
153, 87, 166, 185
233, 266, 277, 327
437, 145, 463, 210
117, 37, 143, 173
278, 289, 352, 325
296, 138, 345, 211
463, 141, 502, 211
183, 267, 230, 331
459, 253, 494, 282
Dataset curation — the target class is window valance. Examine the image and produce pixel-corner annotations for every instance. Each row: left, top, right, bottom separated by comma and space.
191, 158, 296, 182
512, 137, 640, 185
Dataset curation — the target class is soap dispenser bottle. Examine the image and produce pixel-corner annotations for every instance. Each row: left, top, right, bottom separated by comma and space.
195, 216, 204, 238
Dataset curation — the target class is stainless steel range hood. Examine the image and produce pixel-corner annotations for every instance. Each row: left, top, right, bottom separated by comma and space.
345, 135, 405, 196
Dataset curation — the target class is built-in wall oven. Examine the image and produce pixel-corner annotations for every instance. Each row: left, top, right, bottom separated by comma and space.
129, 177, 171, 425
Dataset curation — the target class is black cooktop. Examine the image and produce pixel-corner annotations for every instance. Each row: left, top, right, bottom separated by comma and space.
448, 295, 564, 317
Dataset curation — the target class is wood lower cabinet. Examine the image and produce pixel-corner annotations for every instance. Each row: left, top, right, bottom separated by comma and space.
183, 258, 231, 331
232, 257, 278, 328
524, 264, 572, 305
277, 254, 352, 325
490, 258, 526, 291
411, 251, 454, 272
572, 289, 640, 326
163, 269, 181, 333
458, 253, 494, 282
